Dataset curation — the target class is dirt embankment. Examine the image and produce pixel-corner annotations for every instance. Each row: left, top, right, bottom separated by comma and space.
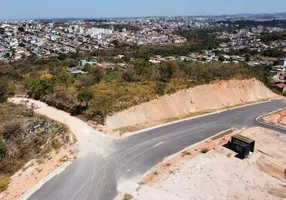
106, 79, 278, 130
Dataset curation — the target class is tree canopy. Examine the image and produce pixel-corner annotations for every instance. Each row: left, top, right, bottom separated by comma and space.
77, 87, 94, 107
28, 79, 54, 100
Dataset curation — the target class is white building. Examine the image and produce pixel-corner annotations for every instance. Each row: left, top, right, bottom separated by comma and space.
86, 28, 112, 37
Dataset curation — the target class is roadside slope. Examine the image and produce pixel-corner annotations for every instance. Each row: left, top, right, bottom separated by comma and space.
9, 98, 114, 157
106, 79, 278, 130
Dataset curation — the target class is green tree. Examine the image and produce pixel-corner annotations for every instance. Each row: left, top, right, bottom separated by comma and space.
155, 81, 166, 96
18, 27, 25, 32
218, 55, 225, 62
245, 54, 251, 62
78, 74, 98, 87
0, 138, 6, 160
57, 70, 72, 88
0, 82, 8, 103
0, 28, 5, 34
28, 79, 54, 100
122, 68, 140, 82
159, 61, 178, 81
58, 53, 67, 61
77, 88, 94, 107
86, 67, 105, 84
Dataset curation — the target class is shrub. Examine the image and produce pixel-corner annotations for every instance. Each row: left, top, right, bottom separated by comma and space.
201, 148, 210, 154
0, 175, 9, 192
0, 102, 69, 188
51, 139, 62, 150
181, 151, 192, 157
155, 81, 166, 96
1, 120, 23, 140
0, 82, 8, 103
28, 78, 54, 100
77, 87, 94, 107
46, 90, 77, 113
123, 194, 133, 200
0, 138, 6, 160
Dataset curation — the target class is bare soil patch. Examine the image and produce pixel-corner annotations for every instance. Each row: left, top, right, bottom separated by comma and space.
124, 127, 286, 200
0, 147, 74, 200
106, 79, 278, 130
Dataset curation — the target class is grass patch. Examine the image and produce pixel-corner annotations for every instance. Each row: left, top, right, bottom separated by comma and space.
123, 193, 133, 200
91, 82, 156, 117
0, 175, 10, 192
60, 156, 69, 162
116, 126, 140, 135
181, 151, 192, 157
153, 171, 158, 176
36, 168, 43, 173
22, 162, 35, 172
201, 148, 210, 154
211, 129, 234, 140
51, 139, 62, 150
165, 163, 171, 167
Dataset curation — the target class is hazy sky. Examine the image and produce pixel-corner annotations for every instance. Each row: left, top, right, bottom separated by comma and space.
1, 0, 286, 19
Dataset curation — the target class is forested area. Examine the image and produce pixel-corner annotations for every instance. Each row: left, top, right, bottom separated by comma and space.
261, 31, 286, 43
215, 20, 286, 28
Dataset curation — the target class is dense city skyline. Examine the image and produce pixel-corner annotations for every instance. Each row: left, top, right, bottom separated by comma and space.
1, 0, 286, 19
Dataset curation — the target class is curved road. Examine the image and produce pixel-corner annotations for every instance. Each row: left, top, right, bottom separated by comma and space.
25, 99, 286, 200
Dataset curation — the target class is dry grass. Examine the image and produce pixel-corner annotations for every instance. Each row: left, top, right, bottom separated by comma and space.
0, 102, 70, 194
0, 175, 10, 192
91, 82, 156, 115
165, 78, 189, 94
201, 148, 210, 154
211, 129, 235, 140
123, 193, 133, 200
255, 55, 277, 62
90, 80, 263, 121
51, 139, 62, 150
181, 151, 192, 157
116, 126, 141, 136
153, 171, 159, 176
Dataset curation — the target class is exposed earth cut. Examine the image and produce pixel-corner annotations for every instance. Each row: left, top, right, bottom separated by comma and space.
106, 79, 278, 130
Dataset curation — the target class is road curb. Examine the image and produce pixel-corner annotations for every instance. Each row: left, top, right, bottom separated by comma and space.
137, 128, 236, 183
121, 99, 274, 138
256, 108, 286, 131
19, 161, 72, 200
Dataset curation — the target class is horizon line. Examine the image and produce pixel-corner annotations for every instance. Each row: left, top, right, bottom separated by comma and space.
0, 11, 286, 21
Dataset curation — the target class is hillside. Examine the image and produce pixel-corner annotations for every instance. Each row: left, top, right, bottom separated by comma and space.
0, 56, 273, 126
0, 102, 71, 194
106, 79, 278, 130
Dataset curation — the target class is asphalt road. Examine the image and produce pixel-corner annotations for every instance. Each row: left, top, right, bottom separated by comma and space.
27, 99, 286, 200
